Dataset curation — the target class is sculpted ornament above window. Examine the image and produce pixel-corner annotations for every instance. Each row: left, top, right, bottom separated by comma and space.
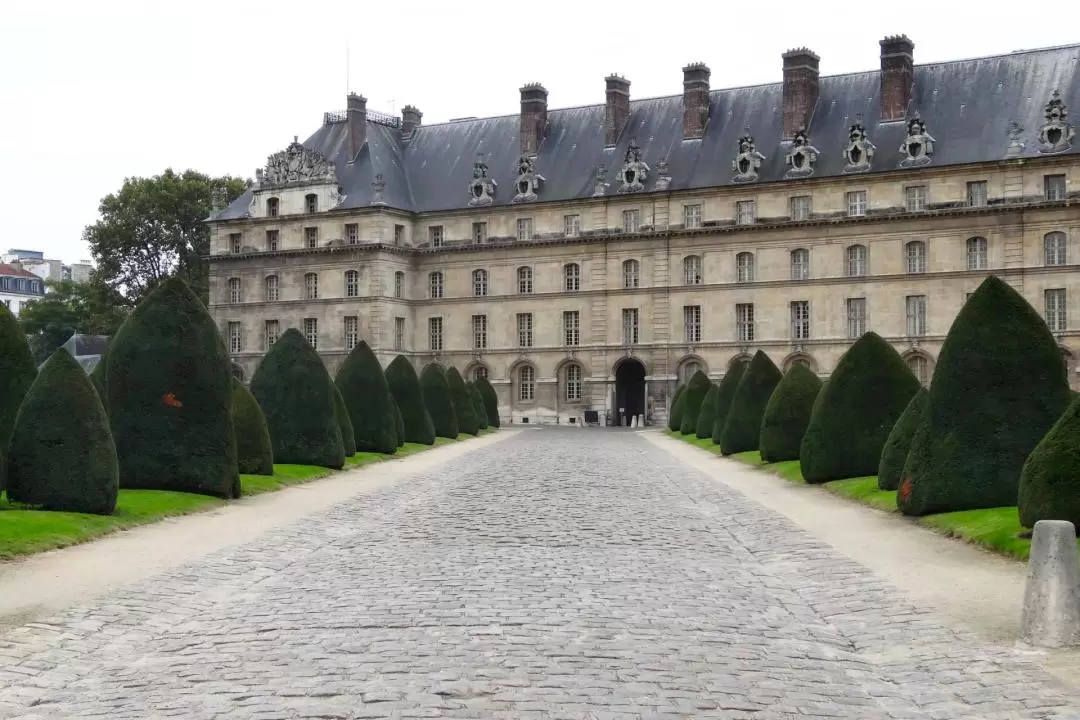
257, 136, 337, 187
654, 159, 672, 191
1006, 121, 1026, 157
592, 164, 609, 197
1038, 90, 1075, 154
899, 115, 935, 167
617, 140, 650, 193
468, 155, 497, 206
842, 121, 875, 173
731, 133, 765, 183
785, 130, 820, 178
512, 154, 545, 203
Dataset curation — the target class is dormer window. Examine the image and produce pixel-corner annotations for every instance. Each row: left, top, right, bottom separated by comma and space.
305, 193, 318, 214
266, 197, 279, 217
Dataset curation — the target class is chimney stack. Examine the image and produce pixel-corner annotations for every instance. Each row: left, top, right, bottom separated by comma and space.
401, 105, 423, 140
604, 74, 631, 147
519, 83, 548, 156
346, 92, 367, 162
682, 63, 711, 140
782, 48, 820, 138
880, 35, 914, 121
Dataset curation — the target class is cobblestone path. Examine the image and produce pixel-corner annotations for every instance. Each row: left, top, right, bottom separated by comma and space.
1, 428, 1079, 719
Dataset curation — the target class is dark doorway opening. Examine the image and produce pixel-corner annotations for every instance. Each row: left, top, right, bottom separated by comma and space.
614, 359, 646, 426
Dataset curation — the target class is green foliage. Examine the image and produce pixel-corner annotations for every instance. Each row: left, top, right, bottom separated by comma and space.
694, 384, 719, 439
877, 388, 928, 491
712, 360, 749, 445
720, 352, 782, 455
231, 378, 273, 475
249, 328, 344, 469
89, 358, 107, 407
334, 341, 397, 454
106, 277, 240, 497
391, 395, 405, 447
17, 280, 128, 363
6, 349, 118, 515
447, 367, 479, 435
759, 364, 823, 463
678, 372, 713, 435
800, 333, 920, 484
0, 302, 36, 491
468, 381, 489, 429
476, 375, 500, 429
900, 276, 1071, 515
420, 364, 459, 439
1019, 395, 1080, 527
83, 169, 247, 305
332, 382, 357, 456
667, 385, 686, 431
386, 356, 435, 445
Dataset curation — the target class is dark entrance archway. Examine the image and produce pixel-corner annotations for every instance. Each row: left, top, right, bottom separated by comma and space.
614, 358, 646, 426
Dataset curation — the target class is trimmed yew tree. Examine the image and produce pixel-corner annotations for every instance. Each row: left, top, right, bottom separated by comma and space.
667, 385, 687, 431
720, 352, 782, 455
1019, 396, 1080, 528
759, 364, 822, 463
391, 396, 405, 446
468, 381, 489, 430
900, 276, 1071, 515
712, 360, 748, 445
877, 387, 928, 491
0, 302, 36, 466
678, 371, 713, 435
5, 349, 119, 515
694, 384, 719, 440
387, 355, 435, 445
800, 332, 919, 484
420, 364, 459, 439
89, 358, 107, 408
232, 377, 274, 476
250, 328, 345, 469
447, 367, 479, 435
477, 375, 500, 429
332, 382, 357, 456
107, 277, 239, 497
335, 341, 398, 454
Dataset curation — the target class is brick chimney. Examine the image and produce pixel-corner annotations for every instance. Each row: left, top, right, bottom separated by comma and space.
519, 83, 548, 155
782, 48, 820, 138
682, 63, 711, 140
346, 92, 367, 162
604, 74, 631, 147
880, 35, 914, 122
401, 105, 422, 140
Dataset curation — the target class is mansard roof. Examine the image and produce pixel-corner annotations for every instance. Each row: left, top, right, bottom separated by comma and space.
215, 44, 1080, 221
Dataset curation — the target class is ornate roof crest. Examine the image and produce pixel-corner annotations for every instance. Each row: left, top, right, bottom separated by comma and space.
842, 120, 875, 173
468, 154, 497, 206
260, 136, 337, 187
592, 165, 609, 197
1006, 121, 1026, 157
617, 140, 650, 193
1038, 90, 1075, 154
785, 129, 820, 178
899, 114, 935, 167
654, 159, 672, 191
512, 154, 545, 203
732, 131, 765, 183
371, 174, 386, 206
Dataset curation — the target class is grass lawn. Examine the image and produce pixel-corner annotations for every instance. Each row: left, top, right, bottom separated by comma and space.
763, 460, 805, 484
824, 476, 896, 512
240, 464, 335, 495
731, 451, 765, 466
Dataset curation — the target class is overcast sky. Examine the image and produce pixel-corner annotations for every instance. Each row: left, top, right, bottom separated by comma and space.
3, 1, 1076, 265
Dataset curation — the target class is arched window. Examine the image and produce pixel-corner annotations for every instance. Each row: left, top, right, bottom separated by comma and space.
429, 271, 444, 299
905, 240, 927, 274
344, 270, 360, 298
564, 363, 583, 401
790, 248, 810, 281
735, 252, 754, 283
518, 365, 535, 401
304, 273, 318, 300
473, 365, 488, 381
683, 255, 703, 285
680, 361, 702, 383
1045, 231, 1068, 266
264, 275, 279, 301
846, 244, 868, 276
228, 277, 241, 303
564, 263, 580, 292
472, 269, 488, 297
305, 193, 318, 214
266, 197, 279, 217
623, 259, 640, 288
517, 266, 533, 294
966, 237, 988, 271
907, 354, 930, 385
394, 271, 405, 298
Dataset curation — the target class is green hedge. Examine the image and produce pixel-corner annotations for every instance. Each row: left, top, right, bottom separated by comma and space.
720, 352, 782, 455
89, 358, 107, 409
900, 276, 1071, 515
332, 382, 357, 456
334, 341, 398, 454
0, 302, 36, 491
694, 384, 719, 439
476, 376, 500, 429
678, 371, 713, 435
386, 356, 435, 444
759, 363, 822, 463
877, 387, 927, 491
5, 349, 119, 515
232, 377, 274, 475
390, 394, 405, 447
447, 367, 479, 435
420, 363, 459, 439
667, 385, 686, 431
468, 381, 489, 429
249, 328, 345, 469
106, 277, 239, 497
1019, 395, 1080, 528
712, 360, 749, 445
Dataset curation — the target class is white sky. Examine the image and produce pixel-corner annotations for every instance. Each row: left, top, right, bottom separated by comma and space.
2, 1, 1075, 265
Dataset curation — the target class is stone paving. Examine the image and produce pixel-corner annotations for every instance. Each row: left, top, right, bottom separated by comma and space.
1, 428, 1079, 719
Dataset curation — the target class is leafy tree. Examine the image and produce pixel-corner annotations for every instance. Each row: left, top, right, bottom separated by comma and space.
447, 367, 480, 435
386, 356, 435, 444
83, 169, 247, 305
0, 302, 36, 477
712, 360, 749, 445
231, 377, 273, 476
420, 364, 459, 439
678, 372, 713, 435
1019, 396, 1080, 528
332, 382, 357, 456
335, 341, 398, 454
759, 364, 823, 463
468, 381, 489, 429
476, 376, 500, 429
877, 388, 928, 491
667, 385, 686, 431
18, 280, 128, 363
720, 351, 782, 455
694, 384, 719, 440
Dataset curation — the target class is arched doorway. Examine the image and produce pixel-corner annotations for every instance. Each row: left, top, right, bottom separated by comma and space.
614, 358, 646, 426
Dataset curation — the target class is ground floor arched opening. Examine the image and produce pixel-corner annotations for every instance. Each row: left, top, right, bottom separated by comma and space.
614, 358, 646, 426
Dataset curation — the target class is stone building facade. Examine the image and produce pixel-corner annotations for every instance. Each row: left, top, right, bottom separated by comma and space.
207, 37, 1080, 426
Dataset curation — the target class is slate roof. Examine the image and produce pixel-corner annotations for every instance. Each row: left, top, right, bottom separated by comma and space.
216, 44, 1080, 220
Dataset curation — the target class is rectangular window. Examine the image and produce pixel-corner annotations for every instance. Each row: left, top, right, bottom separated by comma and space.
683, 204, 703, 229
429, 317, 443, 352
736, 200, 756, 225
305, 274, 318, 300
305, 195, 318, 214
472, 314, 488, 349
906, 295, 927, 338
429, 225, 444, 247
345, 223, 359, 245
904, 185, 928, 212
564, 214, 581, 237
472, 221, 487, 244
1046, 233, 1068, 266
622, 209, 640, 234
846, 190, 867, 217
1045, 174, 1067, 202
228, 278, 241, 303
266, 229, 279, 252
1046, 289, 1067, 332
967, 180, 988, 207
736, 303, 754, 342
790, 195, 812, 221
790, 301, 810, 341
516, 218, 533, 241
345, 271, 359, 297
622, 308, 639, 345
846, 298, 866, 339
343, 316, 359, 350
394, 317, 405, 351
394, 224, 405, 246
227, 321, 242, 353
563, 310, 580, 346
517, 313, 534, 348
394, 272, 404, 298
303, 318, 318, 349
264, 320, 279, 350
229, 233, 242, 254
304, 227, 318, 248
683, 305, 702, 344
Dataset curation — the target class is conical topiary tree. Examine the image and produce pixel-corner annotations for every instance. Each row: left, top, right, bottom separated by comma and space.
678, 371, 713, 435
667, 385, 687, 431
900, 276, 1071, 515
386, 356, 435, 445
694, 384, 719, 440
6, 349, 118, 515
759, 363, 823, 463
1019, 396, 1080, 528
420, 363, 459, 439
720, 351, 782, 456
332, 382, 357, 457
0, 302, 36, 491
468, 381, 489, 430
712, 360, 749, 445
800, 333, 919, 484
250, 328, 345, 469
231, 377, 273, 476
447, 367, 479, 436
877, 387, 928, 491
476, 375, 500, 429
391, 395, 405, 447
335, 341, 397, 454
89, 357, 107, 408
106, 277, 239, 497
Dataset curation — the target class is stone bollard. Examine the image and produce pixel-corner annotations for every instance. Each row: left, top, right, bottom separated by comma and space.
637, 414, 644, 427
630, 416, 638, 428
1021, 520, 1080, 648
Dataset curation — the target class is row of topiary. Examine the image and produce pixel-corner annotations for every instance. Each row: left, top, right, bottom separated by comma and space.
668, 275, 1080, 529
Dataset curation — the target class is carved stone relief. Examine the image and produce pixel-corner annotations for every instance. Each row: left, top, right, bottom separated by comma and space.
899, 115, 935, 167
731, 132, 765, 183
842, 121, 875, 173
468, 155, 497, 206
260, 136, 337, 187
592, 165, 609, 197
785, 129, 820, 178
654, 159, 672, 191
512, 154, 545, 203
1006, 121, 1026, 157
1038, 90, 1075, 154
617, 140, 650, 193
371, 174, 386, 206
